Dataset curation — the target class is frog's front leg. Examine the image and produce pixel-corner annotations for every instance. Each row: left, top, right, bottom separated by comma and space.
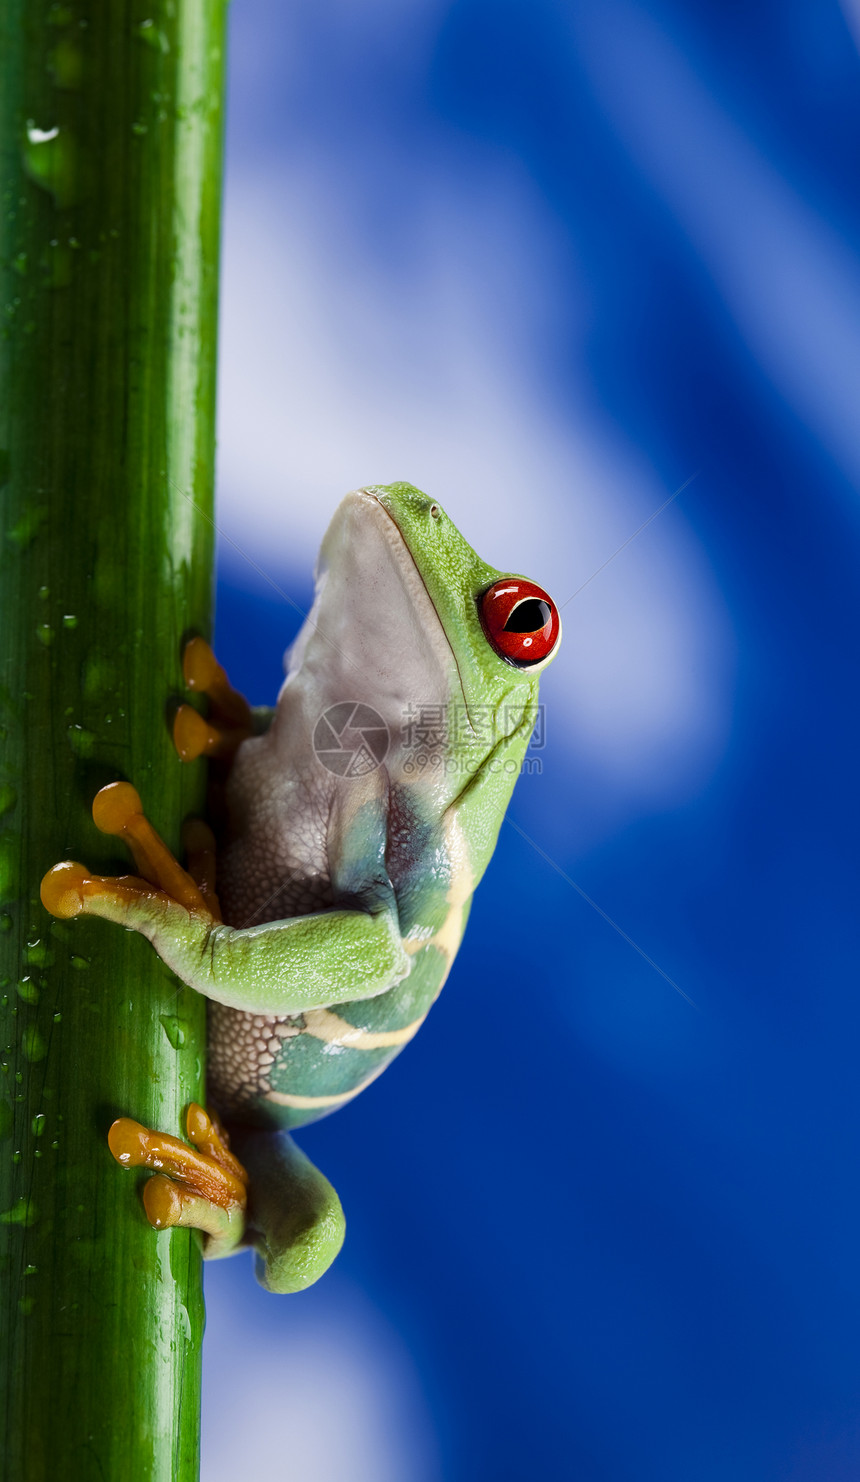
41, 784, 408, 1016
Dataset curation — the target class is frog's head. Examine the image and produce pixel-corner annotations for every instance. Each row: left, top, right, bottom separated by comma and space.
286, 481, 561, 810
372, 478, 560, 697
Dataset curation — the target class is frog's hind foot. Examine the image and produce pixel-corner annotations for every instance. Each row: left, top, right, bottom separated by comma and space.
173, 637, 253, 763
108, 1103, 248, 1260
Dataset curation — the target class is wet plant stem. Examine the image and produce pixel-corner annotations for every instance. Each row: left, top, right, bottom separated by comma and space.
0, 2, 227, 1476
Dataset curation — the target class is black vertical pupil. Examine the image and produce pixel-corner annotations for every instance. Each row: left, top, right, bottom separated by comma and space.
503, 598, 551, 634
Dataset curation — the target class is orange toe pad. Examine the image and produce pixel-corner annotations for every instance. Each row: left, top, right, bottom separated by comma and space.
40, 861, 89, 918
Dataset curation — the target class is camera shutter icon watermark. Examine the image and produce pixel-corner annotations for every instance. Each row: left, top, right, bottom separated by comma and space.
313, 701, 390, 777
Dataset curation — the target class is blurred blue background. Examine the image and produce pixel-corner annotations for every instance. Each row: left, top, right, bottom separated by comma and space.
201, 3, 860, 1478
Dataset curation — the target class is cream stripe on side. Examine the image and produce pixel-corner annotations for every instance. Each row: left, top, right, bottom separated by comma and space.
266, 1059, 390, 1111
301, 1007, 427, 1050
267, 821, 474, 1113
403, 812, 473, 964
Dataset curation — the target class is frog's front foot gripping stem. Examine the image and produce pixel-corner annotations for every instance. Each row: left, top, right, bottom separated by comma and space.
40, 778, 221, 924
108, 1103, 249, 1259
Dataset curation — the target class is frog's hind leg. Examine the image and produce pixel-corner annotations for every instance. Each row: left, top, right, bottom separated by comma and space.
108, 1103, 249, 1261
228, 1127, 346, 1294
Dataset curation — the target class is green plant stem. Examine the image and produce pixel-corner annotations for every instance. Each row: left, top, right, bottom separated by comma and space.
0, 2, 227, 1476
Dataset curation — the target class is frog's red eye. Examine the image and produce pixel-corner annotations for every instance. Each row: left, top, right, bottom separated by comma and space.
478, 579, 561, 668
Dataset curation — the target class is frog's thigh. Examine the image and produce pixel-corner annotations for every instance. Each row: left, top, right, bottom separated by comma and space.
230, 1128, 346, 1295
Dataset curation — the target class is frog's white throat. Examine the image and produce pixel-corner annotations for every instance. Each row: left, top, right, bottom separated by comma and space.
279, 490, 462, 785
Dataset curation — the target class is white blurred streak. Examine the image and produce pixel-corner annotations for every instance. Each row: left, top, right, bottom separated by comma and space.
576, 0, 860, 496
838, 0, 860, 53
201, 1267, 442, 1482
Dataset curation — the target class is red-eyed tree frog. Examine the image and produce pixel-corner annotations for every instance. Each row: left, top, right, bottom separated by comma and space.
41, 483, 561, 1292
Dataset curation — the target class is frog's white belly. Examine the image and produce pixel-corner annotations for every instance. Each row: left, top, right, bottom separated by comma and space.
207, 730, 342, 1124
206, 717, 463, 1131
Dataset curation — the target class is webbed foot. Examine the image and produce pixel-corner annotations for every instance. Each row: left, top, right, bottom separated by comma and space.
108, 1103, 248, 1259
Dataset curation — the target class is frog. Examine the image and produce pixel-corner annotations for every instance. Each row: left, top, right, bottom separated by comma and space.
40, 482, 561, 1293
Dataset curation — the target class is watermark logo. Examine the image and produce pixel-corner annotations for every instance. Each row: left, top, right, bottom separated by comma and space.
313, 700, 547, 779
401, 701, 546, 777
313, 702, 390, 777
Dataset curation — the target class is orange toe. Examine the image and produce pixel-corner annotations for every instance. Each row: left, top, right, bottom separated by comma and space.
40, 861, 89, 919
92, 781, 144, 837
107, 1116, 151, 1168
143, 1174, 185, 1229
173, 704, 212, 762
182, 637, 220, 692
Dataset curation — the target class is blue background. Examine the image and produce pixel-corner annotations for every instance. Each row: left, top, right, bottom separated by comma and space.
201, 4, 860, 1479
